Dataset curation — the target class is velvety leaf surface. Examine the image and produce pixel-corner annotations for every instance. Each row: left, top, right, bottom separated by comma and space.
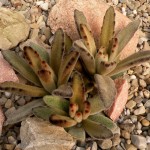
94, 74, 117, 109
33, 106, 67, 121
0, 82, 48, 97
99, 6, 115, 52
2, 50, 41, 86
5, 100, 44, 125
82, 119, 113, 139
52, 84, 73, 98
50, 114, 77, 128
43, 95, 69, 112
68, 126, 85, 141
88, 114, 117, 130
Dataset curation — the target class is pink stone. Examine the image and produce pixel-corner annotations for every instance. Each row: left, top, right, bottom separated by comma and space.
0, 106, 4, 135
0, 52, 18, 83
106, 78, 128, 121
48, 0, 139, 60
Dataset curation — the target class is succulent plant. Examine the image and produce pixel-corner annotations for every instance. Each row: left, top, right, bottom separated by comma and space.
73, 6, 150, 78
33, 72, 117, 141
0, 29, 79, 98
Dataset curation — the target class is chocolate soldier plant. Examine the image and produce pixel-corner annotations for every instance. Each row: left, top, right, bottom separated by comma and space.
73, 6, 150, 78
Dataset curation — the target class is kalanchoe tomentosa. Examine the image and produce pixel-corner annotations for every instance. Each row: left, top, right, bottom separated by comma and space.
0, 29, 79, 125
73, 6, 150, 78
33, 72, 117, 141
0, 29, 79, 98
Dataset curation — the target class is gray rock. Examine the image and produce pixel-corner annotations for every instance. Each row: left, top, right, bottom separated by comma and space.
98, 139, 113, 149
131, 135, 147, 149
0, 0, 9, 5
146, 113, 150, 121
0, 8, 30, 50
134, 106, 146, 115
20, 117, 76, 150
144, 100, 150, 108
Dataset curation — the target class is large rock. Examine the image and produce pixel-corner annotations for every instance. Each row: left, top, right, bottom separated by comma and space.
48, 0, 139, 60
106, 78, 128, 121
0, 52, 18, 83
0, 7, 30, 50
20, 117, 76, 150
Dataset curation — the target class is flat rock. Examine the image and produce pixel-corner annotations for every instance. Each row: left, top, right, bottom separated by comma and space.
48, 0, 139, 60
131, 135, 147, 149
106, 78, 128, 121
20, 117, 76, 150
0, 7, 30, 50
0, 52, 18, 83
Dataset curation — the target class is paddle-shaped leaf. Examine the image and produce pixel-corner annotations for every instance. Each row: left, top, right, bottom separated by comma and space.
99, 6, 115, 53
88, 114, 117, 130
52, 84, 73, 98
50, 114, 77, 128
108, 50, 150, 77
43, 95, 69, 112
70, 72, 85, 111
116, 19, 140, 57
58, 51, 79, 86
30, 42, 49, 63
73, 40, 95, 74
88, 95, 105, 115
74, 9, 91, 37
64, 33, 72, 54
50, 29, 64, 76
33, 106, 67, 121
80, 24, 96, 56
82, 119, 113, 139
24, 47, 56, 93
68, 126, 85, 141
94, 74, 117, 109
2, 50, 41, 86
5, 100, 44, 125
0, 82, 48, 97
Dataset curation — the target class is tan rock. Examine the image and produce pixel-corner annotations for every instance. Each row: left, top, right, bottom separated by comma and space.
20, 117, 76, 150
0, 7, 30, 50
0, 52, 18, 83
48, 0, 139, 60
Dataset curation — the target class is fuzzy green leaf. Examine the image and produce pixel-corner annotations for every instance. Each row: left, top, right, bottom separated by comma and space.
5, 100, 44, 125
73, 40, 95, 74
33, 106, 67, 121
99, 6, 115, 53
88, 114, 117, 130
50, 29, 64, 76
43, 95, 69, 112
50, 114, 77, 128
68, 126, 85, 141
80, 24, 96, 56
0, 82, 48, 97
94, 74, 117, 109
24, 47, 56, 93
30, 42, 49, 63
70, 72, 85, 111
58, 51, 79, 86
64, 34, 72, 54
82, 119, 113, 139
52, 84, 73, 98
88, 95, 105, 115
1, 50, 41, 86
74, 9, 91, 37
116, 19, 140, 57
108, 50, 150, 77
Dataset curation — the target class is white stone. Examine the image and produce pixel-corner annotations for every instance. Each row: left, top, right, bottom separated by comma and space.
130, 75, 136, 80
133, 10, 137, 15
36, 0, 44, 6
20, 117, 76, 150
134, 106, 146, 115
40, 2, 49, 11
112, 0, 118, 5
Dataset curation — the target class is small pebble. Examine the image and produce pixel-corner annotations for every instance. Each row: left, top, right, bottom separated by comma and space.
139, 79, 147, 88
4, 92, 12, 98
144, 100, 150, 108
5, 99, 12, 109
134, 106, 146, 115
126, 100, 136, 109
146, 113, 150, 121
141, 119, 150, 126
40, 2, 49, 11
